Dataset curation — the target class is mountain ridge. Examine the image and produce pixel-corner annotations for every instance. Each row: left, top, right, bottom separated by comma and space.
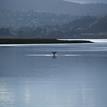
0, 15, 107, 39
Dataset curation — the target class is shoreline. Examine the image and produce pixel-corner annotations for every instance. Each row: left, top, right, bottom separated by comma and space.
0, 38, 93, 44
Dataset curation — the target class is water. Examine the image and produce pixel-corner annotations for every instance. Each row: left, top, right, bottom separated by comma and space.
0, 43, 107, 107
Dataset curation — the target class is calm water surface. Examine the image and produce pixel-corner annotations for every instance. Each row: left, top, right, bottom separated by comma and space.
0, 43, 107, 107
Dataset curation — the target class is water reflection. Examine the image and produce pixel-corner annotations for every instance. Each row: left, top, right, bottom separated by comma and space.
24, 81, 31, 105
0, 80, 15, 107
0, 77, 106, 107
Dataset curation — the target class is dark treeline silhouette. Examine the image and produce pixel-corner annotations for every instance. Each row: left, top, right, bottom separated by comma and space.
0, 38, 93, 44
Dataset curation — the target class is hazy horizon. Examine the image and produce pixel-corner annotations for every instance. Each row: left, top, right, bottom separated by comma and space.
1, 0, 107, 5
65, 0, 107, 4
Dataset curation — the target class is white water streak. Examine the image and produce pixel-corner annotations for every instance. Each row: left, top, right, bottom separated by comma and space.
26, 53, 107, 57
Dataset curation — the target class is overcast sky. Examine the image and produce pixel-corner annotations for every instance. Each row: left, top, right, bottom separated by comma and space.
65, 0, 107, 4
1, 0, 107, 5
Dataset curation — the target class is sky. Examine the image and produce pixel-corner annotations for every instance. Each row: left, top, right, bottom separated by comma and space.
1, 0, 107, 7
1, 0, 107, 4
65, 0, 107, 4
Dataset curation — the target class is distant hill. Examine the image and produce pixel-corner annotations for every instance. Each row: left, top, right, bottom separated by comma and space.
0, 13, 107, 38
59, 16, 107, 38
0, 10, 76, 28
71, 16, 107, 35
87, 16, 107, 33
0, 0, 107, 16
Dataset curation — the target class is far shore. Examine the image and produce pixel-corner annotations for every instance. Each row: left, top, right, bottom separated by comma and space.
0, 38, 93, 44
